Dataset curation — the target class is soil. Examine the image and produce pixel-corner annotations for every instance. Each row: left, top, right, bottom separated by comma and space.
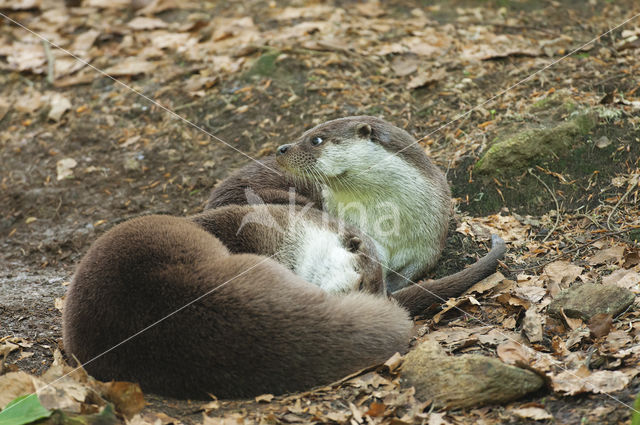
1, 0, 639, 424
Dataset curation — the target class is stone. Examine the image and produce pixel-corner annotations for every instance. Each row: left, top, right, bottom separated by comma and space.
547, 283, 635, 321
400, 340, 544, 409
475, 111, 597, 175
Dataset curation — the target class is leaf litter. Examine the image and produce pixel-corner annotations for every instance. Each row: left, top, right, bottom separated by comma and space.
1, 0, 639, 424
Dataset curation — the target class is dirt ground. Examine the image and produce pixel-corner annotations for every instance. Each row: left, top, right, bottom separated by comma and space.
1, 0, 639, 424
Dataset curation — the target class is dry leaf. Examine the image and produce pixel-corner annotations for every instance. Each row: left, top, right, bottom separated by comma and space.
85, 0, 130, 8
513, 286, 546, 303
48, 93, 71, 122
560, 308, 583, 330
428, 412, 453, 425
390, 55, 419, 76
0, 0, 39, 9
511, 407, 553, 420
588, 245, 625, 265
254, 393, 274, 403
496, 340, 532, 365
14, 90, 44, 114
602, 268, 640, 291
604, 330, 632, 351
543, 261, 583, 286
552, 368, 629, 395
467, 271, 505, 294
383, 352, 404, 372
587, 313, 613, 338
127, 17, 168, 30
0, 98, 10, 121
365, 401, 386, 417
522, 308, 544, 343
460, 34, 542, 61
56, 158, 78, 181
0, 371, 36, 408
102, 381, 145, 419
407, 68, 446, 89
105, 58, 157, 76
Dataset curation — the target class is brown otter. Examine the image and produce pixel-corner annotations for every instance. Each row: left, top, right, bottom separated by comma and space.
63, 204, 505, 399
63, 208, 410, 399
207, 116, 452, 292
190, 204, 385, 294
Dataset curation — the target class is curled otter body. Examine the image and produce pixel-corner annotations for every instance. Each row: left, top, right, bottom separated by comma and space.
63, 207, 410, 399
208, 116, 451, 292
191, 204, 385, 294
64, 116, 507, 399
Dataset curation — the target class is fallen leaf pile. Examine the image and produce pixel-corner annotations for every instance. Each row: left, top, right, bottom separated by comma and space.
1, 1, 639, 424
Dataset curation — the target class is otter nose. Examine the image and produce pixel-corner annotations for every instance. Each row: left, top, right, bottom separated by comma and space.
276, 144, 291, 156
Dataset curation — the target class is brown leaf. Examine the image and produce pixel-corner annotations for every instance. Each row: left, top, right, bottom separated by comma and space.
383, 352, 403, 372
407, 68, 446, 89
552, 368, 630, 395
14, 90, 44, 114
0, 0, 38, 10
511, 407, 553, 420
560, 308, 583, 330
602, 268, 640, 291
467, 271, 505, 294
588, 313, 613, 338
254, 393, 274, 403
365, 401, 386, 417
56, 158, 77, 181
390, 55, 419, 77
604, 330, 633, 351
48, 93, 71, 122
102, 381, 145, 419
543, 261, 583, 286
0, 371, 36, 408
127, 17, 168, 30
496, 340, 532, 366
104, 58, 157, 76
0, 98, 11, 121
588, 245, 625, 265
522, 308, 544, 343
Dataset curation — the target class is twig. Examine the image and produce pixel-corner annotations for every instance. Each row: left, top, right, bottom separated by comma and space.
42, 40, 55, 85
606, 176, 639, 230
528, 168, 560, 243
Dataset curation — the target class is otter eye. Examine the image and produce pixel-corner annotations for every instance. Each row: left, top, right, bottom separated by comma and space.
311, 136, 323, 146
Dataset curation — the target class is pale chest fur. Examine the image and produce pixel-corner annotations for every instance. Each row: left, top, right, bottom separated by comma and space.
276, 221, 361, 294
317, 141, 450, 290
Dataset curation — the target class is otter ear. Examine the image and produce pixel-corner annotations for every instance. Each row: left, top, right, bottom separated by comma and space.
356, 123, 372, 139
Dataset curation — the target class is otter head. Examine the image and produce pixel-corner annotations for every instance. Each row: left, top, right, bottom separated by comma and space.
275, 117, 377, 181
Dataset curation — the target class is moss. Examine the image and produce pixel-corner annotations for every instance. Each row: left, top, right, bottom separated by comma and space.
245, 50, 281, 79
452, 122, 639, 216
475, 111, 597, 175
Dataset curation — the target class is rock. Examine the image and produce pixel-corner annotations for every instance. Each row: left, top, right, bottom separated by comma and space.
400, 340, 544, 409
547, 283, 635, 321
475, 111, 597, 175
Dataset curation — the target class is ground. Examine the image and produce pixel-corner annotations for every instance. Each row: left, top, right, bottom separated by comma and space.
0, 0, 639, 424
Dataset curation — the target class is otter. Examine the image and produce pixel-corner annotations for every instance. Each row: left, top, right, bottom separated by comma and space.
190, 204, 385, 294
207, 116, 451, 292
63, 204, 505, 399
63, 207, 409, 399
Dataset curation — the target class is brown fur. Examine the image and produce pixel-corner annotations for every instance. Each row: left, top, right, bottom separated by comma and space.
190, 205, 385, 294
392, 235, 507, 316
63, 214, 411, 399
207, 156, 321, 210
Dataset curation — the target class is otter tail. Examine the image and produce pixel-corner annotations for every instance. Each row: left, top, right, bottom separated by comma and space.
63, 215, 411, 399
392, 234, 506, 316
